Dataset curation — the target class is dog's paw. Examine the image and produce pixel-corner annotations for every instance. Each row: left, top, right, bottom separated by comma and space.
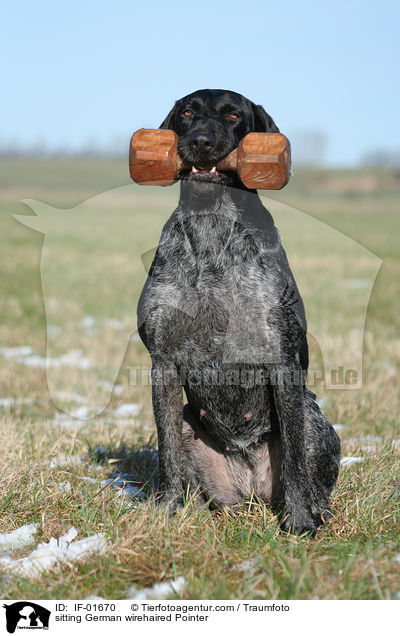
156, 492, 183, 516
280, 508, 318, 537
314, 508, 333, 528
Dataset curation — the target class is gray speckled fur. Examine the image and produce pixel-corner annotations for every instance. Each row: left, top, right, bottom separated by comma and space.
137, 90, 341, 535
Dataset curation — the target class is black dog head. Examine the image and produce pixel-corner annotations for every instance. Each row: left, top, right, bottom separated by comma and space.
159, 89, 279, 194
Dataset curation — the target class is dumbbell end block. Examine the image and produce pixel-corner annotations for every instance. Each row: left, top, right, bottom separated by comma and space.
129, 128, 179, 186
237, 133, 291, 190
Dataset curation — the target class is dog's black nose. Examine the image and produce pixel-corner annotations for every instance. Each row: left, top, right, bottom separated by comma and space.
189, 133, 216, 153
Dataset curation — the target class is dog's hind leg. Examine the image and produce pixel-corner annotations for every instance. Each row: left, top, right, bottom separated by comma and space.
304, 388, 341, 525
271, 362, 319, 535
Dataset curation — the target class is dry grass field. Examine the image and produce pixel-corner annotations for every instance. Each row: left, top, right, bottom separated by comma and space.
0, 157, 399, 599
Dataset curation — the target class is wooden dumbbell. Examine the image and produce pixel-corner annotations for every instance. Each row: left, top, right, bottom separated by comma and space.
129, 129, 291, 190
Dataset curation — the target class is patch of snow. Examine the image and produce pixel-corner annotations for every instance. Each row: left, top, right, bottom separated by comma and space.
352, 435, 399, 448
51, 407, 102, 426
20, 355, 47, 368
89, 463, 104, 472
80, 476, 99, 485
97, 380, 127, 396
112, 491, 138, 509
0, 346, 33, 358
333, 424, 345, 432
105, 319, 125, 330
50, 418, 84, 431
47, 324, 62, 335
0, 397, 32, 407
85, 596, 107, 600
341, 456, 365, 466
127, 576, 185, 600
20, 349, 92, 369
52, 391, 88, 404
97, 380, 113, 392
55, 482, 72, 493
231, 557, 259, 577
21, 355, 47, 368
113, 403, 140, 418
101, 475, 142, 499
79, 315, 96, 329
346, 278, 372, 289
354, 435, 382, 444
345, 435, 399, 452
380, 360, 396, 376
0, 527, 108, 578
316, 396, 328, 409
75, 474, 142, 509
49, 455, 84, 469
70, 406, 92, 419
0, 523, 39, 552
80, 316, 126, 331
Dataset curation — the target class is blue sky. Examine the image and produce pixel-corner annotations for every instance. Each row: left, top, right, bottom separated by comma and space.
2, 0, 399, 164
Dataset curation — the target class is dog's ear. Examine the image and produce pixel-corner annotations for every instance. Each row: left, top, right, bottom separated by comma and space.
252, 103, 280, 133
159, 100, 181, 130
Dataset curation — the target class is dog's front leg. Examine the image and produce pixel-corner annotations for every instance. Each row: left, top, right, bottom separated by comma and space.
272, 363, 317, 536
151, 361, 183, 512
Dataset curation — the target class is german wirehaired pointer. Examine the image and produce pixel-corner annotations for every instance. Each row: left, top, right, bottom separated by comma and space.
137, 89, 340, 535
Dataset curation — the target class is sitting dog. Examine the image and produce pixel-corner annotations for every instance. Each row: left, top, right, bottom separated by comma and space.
137, 89, 340, 535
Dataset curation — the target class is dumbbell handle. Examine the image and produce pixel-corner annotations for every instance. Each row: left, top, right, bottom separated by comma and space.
175, 143, 237, 172
129, 129, 291, 190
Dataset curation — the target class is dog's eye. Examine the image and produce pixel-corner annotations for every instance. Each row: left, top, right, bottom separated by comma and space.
228, 113, 239, 120
183, 110, 192, 117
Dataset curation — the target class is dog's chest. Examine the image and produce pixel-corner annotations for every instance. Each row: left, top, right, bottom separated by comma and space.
139, 210, 287, 448
145, 213, 282, 364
